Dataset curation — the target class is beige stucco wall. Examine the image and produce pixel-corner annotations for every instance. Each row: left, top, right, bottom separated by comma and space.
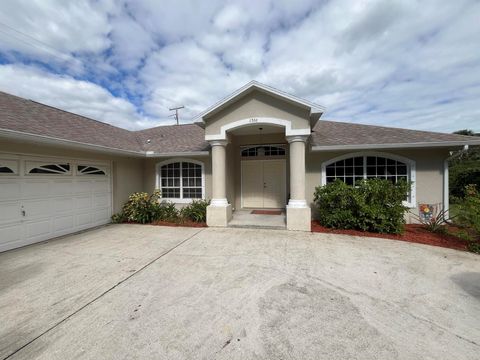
0, 139, 144, 213
204, 90, 311, 136
305, 148, 450, 223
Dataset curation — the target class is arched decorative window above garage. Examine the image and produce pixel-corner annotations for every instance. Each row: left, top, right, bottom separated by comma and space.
26, 162, 71, 175
321, 152, 416, 206
241, 145, 286, 157
0, 159, 18, 174
77, 165, 106, 175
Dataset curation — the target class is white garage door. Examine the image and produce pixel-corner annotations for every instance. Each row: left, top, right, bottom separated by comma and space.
0, 155, 112, 252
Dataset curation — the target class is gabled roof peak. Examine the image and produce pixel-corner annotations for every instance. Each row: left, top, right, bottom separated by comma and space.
192, 80, 326, 122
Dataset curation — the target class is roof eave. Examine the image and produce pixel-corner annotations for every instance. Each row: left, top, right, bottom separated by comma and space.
311, 140, 480, 151
0, 128, 145, 157
145, 151, 210, 158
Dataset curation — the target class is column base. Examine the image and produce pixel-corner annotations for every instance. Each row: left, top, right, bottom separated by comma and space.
207, 204, 232, 227
286, 206, 311, 231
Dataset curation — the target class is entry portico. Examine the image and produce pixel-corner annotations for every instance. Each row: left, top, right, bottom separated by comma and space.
197, 81, 325, 231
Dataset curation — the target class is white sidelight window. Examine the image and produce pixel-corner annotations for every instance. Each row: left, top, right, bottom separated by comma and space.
156, 159, 205, 201
321, 152, 416, 206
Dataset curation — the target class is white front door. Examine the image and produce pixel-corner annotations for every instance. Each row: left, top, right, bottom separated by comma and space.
242, 160, 286, 208
0, 155, 112, 252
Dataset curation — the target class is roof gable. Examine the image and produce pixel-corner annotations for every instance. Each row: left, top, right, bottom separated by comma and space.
193, 81, 325, 123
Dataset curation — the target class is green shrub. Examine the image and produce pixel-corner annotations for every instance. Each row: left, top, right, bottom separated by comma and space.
121, 190, 163, 224
453, 184, 480, 253
313, 179, 410, 234
180, 199, 210, 223
157, 201, 180, 222
111, 212, 127, 224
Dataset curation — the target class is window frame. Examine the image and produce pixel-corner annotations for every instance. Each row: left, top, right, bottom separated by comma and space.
0, 159, 19, 175
25, 161, 72, 175
321, 152, 416, 207
156, 158, 205, 203
240, 144, 287, 158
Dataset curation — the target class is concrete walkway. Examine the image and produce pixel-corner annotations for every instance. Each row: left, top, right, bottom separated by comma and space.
228, 209, 286, 229
1, 224, 479, 359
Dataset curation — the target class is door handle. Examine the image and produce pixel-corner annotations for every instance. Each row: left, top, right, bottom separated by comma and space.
263, 182, 267, 189
21, 207, 26, 217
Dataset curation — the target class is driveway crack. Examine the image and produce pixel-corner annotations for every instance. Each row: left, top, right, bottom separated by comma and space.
2, 228, 205, 360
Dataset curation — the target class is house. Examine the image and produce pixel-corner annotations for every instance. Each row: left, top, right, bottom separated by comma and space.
1, 81, 479, 252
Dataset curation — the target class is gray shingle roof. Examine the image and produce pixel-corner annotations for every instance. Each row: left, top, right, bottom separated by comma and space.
0, 91, 207, 154
134, 124, 209, 154
0, 90, 478, 155
311, 120, 479, 149
0, 91, 142, 152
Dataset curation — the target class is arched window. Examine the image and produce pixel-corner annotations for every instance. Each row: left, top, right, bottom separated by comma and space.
156, 159, 204, 201
241, 145, 286, 157
322, 152, 416, 206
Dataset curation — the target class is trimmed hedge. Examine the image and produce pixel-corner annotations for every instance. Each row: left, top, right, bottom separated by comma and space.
313, 179, 410, 234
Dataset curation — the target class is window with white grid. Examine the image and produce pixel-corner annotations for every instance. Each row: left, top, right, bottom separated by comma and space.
322, 153, 415, 206
158, 161, 203, 199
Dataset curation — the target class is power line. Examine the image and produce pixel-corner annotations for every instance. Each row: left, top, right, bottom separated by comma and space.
0, 21, 81, 66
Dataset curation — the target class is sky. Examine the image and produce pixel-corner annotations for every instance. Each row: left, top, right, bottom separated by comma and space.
0, 0, 478, 133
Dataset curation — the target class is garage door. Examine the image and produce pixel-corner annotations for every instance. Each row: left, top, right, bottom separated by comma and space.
0, 155, 112, 252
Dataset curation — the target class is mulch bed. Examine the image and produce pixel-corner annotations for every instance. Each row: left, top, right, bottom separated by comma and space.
125, 220, 207, 228
311, 220, 469, 251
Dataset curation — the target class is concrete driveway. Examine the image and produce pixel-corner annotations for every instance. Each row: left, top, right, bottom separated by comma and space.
1, 225, 479, 360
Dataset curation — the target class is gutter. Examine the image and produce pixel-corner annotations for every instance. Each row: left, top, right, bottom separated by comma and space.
311, 140, 480, 151
145, 151, 210, 157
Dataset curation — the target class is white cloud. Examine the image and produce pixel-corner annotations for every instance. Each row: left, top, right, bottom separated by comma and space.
0, 64, 155, 129
0, 0, 478, 132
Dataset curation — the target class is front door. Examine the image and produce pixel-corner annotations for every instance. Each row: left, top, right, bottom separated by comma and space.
241, 160, 286, 208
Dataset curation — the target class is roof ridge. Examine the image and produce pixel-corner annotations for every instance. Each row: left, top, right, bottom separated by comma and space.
133, 123, 200, 133
317, 119, 474, 139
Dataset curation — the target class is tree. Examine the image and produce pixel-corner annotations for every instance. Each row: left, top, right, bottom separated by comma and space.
453, 129, 480, 136
449, 130, 480, 198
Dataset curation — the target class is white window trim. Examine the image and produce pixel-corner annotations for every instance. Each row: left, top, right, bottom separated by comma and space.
321, 151, 416, 208
156, 158, 205, 203
0, 159, 19, 175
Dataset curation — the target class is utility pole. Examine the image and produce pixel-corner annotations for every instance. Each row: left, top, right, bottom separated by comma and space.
169, 106, 184, 125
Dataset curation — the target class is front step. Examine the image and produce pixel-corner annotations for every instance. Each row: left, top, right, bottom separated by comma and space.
228, 223, 286, 230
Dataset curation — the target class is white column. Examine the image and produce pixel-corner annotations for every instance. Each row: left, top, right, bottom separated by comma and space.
210, 140, 228, 206
286, 135, 311, 231
287, 135, 308, 208
207, 140, 232, 226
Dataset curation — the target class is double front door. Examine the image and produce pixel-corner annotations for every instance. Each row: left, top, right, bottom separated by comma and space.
241, 160, 286, 208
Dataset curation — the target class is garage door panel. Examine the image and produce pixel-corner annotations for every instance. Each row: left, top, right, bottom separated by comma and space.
93, 194, 109, 207
0, 181, 21, 200
75, 180, 93, 194
77, 213, 93, 227
75, 196, 92, 210
51, 180, 74, 196
93, 208, 110, 224
22, 180, 50, 198
23, 199, 51, 218
26, 220, 51, 241
92, 180, 109, 193
0, 155, 112, 252
54, 216, 74, 232
0, 202, 21, 223
0, 224, 22, 245
52, 197, 74, 213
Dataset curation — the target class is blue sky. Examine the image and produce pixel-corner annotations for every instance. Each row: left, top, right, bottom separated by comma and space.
0, 0, 478, 132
